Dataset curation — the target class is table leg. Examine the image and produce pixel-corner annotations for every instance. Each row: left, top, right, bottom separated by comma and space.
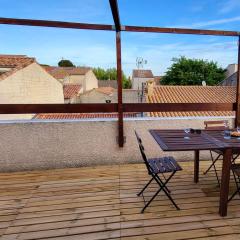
219, 148, 232, 217
194, 150, 200, 183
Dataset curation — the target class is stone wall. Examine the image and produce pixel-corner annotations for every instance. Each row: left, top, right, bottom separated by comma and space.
0, 116, 234, 172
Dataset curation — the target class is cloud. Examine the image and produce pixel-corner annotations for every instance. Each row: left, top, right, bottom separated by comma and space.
174, 16, 240, 28
219, 0, 240, 14
121, 41, 237, 76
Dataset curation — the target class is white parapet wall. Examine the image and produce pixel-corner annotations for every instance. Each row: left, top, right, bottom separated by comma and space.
0, 116, 235, 172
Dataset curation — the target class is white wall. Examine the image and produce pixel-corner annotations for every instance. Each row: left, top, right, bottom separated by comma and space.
226, 64, 238, 78
0, 116, 234, 172
63, 70, 98, 92
85, 70, 98, 91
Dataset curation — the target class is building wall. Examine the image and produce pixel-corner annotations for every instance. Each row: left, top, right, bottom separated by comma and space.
65, 75, 85, 85
0, 117, 234, 172
79, 89, 140, 103
220, 72, 237, 86
84, 70, 98, 91
132, 77, 154, 90
64, 70, 98, 92
0, 63, 64, 104
226, 64, 237, 78
79, 90, 110, 103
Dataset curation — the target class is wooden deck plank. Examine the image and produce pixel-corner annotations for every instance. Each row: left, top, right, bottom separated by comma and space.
0, 161, 240, 240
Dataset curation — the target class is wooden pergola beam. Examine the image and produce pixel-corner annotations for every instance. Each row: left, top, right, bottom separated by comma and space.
0, 17, 114, 31
109, 0, 121, 32
109, 0, 124, 147
0, 103, 234, 114
0, 104, 118, 114
235, 36, 240, 127
124, 103, 236, 112
124, 25, 240, 37
0, 17, 239, 37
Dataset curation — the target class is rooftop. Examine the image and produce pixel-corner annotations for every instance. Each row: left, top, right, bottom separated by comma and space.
34, 112, 138, 120
63, 84, 82, 99
132, 69, 154, 79
0, 54, 35, 81
147, 86, 235, 117
1, 161, 240, 239
44, 66, 91, 80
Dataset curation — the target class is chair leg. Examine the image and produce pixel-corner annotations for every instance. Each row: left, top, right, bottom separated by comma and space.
137, 177, 154, 196
137, 173, 171, 197
232, 154, 240, 164
155, 173, 180, 210
141, 171, 180, 213
228, 170, 240, 202
203, 152, 221, 175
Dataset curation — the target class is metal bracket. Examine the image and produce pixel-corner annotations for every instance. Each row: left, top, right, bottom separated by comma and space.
121, 25, 126, 31
112, 25, 116, 30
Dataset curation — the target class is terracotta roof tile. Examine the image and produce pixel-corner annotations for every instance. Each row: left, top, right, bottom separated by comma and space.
63, 84, 82, 99
0, 55, 35, 81
147, 86, 235, 117
96, 87, 115, 95
44, 66, 91, 79
34, 113, 138, 120
132, 69, 154, 78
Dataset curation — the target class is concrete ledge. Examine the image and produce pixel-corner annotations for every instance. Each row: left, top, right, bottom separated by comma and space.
0, 117, 235, 172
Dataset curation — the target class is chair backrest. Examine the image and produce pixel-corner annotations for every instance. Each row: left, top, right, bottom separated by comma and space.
134, 130, 152, 174
204, 120, 229, 130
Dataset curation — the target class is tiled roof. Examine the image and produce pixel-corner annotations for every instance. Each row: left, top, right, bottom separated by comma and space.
0, 55, 35, 81
98, 80, 118, 89
132, 69, 154, 78
34, 113, 138, 120
63, 84, 82, 99
96, 87, 115, 95
147, 86, 236, 117
44, 66, 91, 79
154, 76, 162, 85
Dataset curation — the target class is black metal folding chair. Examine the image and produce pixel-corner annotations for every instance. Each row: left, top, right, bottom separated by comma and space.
134, 130, 182, 213
228, 163, 240, 202
203, 120, 240, 186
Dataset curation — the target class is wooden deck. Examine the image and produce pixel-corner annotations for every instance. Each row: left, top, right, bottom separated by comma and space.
0, 161, 240, 240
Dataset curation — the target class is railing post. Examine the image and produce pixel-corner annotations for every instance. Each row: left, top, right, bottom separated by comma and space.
235, 35, 240, 127
116, 31, 124, 147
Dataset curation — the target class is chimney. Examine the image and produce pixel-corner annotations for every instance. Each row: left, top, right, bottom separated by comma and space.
146, 79, 155, 96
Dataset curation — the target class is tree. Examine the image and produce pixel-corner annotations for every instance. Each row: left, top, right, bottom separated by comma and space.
92, 67, 131, 89
58, 59, 75, 67
161, 56, 226, 86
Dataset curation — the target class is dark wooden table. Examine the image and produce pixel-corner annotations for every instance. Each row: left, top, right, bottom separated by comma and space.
149, 129, 240, 217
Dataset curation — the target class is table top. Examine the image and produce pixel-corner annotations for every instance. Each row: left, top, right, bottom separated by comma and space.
149, 129, 240, 152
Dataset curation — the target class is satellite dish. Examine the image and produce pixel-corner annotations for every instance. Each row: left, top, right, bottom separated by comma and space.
202, 81, 206, 86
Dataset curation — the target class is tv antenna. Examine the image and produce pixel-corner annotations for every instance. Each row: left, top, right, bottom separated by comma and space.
136, 57, 147, 69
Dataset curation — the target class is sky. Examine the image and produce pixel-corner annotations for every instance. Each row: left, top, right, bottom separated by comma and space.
0, 0, 240, 76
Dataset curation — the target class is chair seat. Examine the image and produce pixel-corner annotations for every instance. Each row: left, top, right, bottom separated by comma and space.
231, 164, 240, 177
148, 156, 182, 174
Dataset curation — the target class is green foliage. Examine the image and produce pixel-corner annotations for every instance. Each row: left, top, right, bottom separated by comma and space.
58, 59, 75, 67
161, 56, 226, 86
93, 67, 131, 89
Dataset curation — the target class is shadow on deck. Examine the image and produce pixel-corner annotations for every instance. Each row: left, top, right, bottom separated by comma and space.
0, 161, 240, 240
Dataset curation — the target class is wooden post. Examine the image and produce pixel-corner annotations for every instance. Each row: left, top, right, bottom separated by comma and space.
116, 31, 124, 147
194, 150, 200, 183
219, 148, 232, 216
235, 36, 240, 127
109, 0, 124, 147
